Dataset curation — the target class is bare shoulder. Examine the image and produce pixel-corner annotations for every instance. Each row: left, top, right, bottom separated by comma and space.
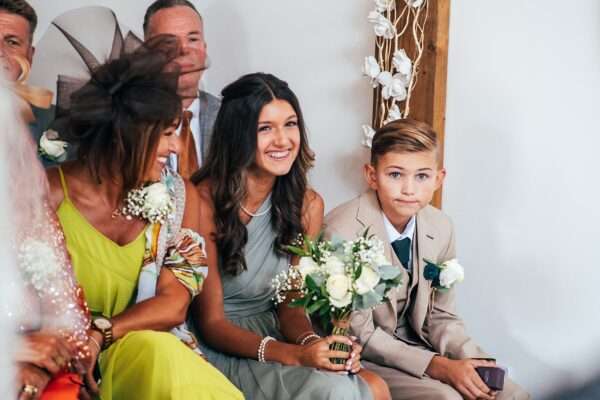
302, 188, 324, 218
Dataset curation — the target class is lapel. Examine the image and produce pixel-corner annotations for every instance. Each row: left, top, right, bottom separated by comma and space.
410, 207, 439, 340
355, 190, 400, 318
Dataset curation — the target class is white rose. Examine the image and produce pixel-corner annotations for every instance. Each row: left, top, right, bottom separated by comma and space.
297, 257, 319, 277
439, 259, 464, 288
363, 56, 381, 85
392, 49, 412, 79
362, 125, 376, 148
378, 72, 407, 101
39, 130, 67, 159
323, 256, 346, 275
405, 0, 424, 8
384, 104, 402, 125
355, 266, 381, 295
144, 182, 171, 210
375, 0, 395, 12
326, 274, 352, 308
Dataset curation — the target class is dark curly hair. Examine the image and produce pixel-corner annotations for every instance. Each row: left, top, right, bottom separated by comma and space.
0, 0, 37, 39
192, 73, 314, 276
55, 35, 183, 197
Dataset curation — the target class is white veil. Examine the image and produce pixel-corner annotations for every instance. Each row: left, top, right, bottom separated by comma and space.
0, 66, 90, 394
0, 82, 22, 400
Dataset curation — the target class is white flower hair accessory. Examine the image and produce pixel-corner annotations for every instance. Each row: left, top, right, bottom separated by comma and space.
38, 130, 68, 162
118, 181, 175, 224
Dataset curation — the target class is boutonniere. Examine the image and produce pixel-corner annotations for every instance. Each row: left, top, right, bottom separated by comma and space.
423, 258, 464, 290
117, 182, 175, 224
38, 130, 68, 162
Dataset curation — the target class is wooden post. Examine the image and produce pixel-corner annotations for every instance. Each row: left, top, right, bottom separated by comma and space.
373, 0, 451, 208
401, 0, 450, 208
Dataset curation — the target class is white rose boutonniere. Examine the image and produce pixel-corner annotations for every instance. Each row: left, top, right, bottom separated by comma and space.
38, 130, 68, 162
424, 258, 465, 290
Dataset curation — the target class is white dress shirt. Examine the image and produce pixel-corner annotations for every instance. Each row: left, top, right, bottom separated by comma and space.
169, 97, 201, 171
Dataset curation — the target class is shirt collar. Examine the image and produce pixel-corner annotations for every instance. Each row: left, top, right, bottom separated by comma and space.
187, 96, 200, 115
382, 212, 416, 244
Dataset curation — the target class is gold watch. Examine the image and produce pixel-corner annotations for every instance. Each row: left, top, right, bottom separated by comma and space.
92, 317, 113, 350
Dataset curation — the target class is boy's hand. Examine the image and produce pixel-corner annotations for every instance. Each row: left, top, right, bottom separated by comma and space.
426, 356, 496, 400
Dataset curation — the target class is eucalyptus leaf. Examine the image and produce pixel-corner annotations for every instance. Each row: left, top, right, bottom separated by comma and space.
359, 290, 383, 309
379, 264, 401, 280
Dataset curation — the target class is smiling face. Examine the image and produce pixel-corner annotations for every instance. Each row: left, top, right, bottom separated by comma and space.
145, 6, 206, 102
146, 122, 178, 181
0, 10, 33, 81
251, 99, 301, 178
365, 150, 445, 230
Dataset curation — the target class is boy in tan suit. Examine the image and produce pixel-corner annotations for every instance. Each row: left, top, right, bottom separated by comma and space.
324, 120, 529, 400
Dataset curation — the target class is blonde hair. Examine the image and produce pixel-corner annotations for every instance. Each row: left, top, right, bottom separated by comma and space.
370, 118, 439, 165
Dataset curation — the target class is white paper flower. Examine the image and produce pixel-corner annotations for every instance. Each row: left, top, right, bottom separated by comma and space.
144, 183, 171, 211
405, 0, 424, 7
377, 72, 408, 101
362, 125, 376, 148
323, 255, 346, 275
39, 130, 68, 160
384, 103, 403, 125
375, 0, 395, 12
297, 257, 319, 277
326, 274, 353, 308
439, 259, 465, 288
355, 266, 381, 294
392, 49, 412, 82
363, 56, 381, 87
368, 11, 396, 39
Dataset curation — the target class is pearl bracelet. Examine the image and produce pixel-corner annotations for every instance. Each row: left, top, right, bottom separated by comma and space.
258, 336, 275, 363
299, 333, 321, 346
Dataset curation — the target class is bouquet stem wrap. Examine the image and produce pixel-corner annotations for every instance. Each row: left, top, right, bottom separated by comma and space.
330, 316, 351, 365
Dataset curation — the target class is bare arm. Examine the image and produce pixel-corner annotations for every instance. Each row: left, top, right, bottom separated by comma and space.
277, 190, 324, 344
111, 180, 203, 338
191, 184, 351, 370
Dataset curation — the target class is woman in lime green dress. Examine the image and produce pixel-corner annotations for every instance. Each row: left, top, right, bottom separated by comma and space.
45, 37, 243, 400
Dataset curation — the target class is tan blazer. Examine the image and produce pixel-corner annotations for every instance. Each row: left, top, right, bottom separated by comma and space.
324, 190, 487, 378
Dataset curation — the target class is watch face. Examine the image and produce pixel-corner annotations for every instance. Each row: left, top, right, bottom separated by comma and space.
94, 318, 112, 330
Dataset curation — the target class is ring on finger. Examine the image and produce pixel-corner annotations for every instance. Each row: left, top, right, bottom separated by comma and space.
22, 384, 39, 396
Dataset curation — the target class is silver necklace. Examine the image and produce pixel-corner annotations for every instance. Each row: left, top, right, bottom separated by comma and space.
240, 204, 271, 217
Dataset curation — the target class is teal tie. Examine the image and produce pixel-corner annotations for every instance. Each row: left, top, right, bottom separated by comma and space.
391, 237, 411, 270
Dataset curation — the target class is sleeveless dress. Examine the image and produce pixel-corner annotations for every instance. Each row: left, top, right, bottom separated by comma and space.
56, 168, 243, 400
201, 195, 373, 400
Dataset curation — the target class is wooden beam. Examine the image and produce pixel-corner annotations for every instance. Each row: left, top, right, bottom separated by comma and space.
400, 0, 451, 208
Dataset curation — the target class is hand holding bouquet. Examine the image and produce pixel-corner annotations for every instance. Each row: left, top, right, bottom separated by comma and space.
272, 230, 402, 363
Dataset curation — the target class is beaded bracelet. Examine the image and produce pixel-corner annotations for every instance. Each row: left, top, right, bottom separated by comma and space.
299, 333, 321, 346
258, 336, 275, 363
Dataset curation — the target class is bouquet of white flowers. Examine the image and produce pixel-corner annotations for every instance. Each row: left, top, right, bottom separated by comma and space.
272, 230, 402, 363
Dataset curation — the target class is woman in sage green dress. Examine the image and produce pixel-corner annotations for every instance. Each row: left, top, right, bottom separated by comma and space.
45, 37, 243, 400
192, 73, 391, 400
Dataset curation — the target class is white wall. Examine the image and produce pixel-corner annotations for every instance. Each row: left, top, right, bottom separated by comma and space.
30, 0, 371, 208
28, 1, 600, 398
444, 1, 600, 397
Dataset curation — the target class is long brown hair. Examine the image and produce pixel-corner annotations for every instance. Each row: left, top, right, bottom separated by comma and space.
193, 73, 314, 276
